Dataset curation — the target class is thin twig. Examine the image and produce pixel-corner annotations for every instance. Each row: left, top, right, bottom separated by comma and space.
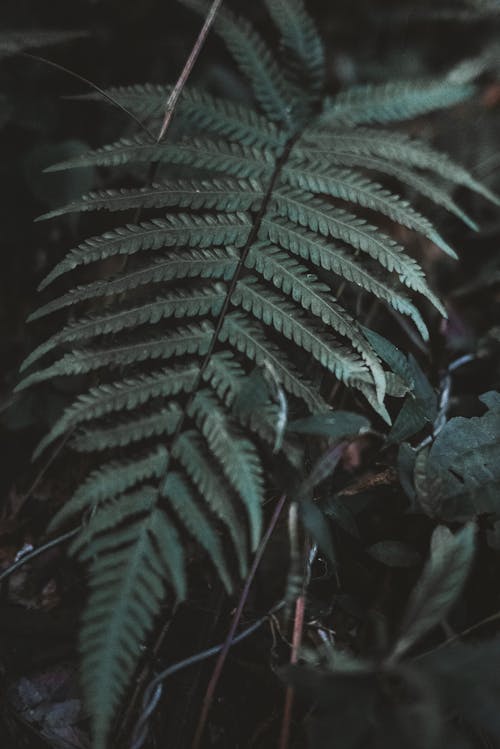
157, 0, 224, 142
416, 610, 500, 661
130, 600, 285, 749
191, 492, 288, 749
22, 52, 154, 139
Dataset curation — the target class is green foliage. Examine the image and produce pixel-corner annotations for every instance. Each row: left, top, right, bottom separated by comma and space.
392, 523, 476, 658
19, 1, 495, 746
283, 523, 479, 749
414, 391, 500, 518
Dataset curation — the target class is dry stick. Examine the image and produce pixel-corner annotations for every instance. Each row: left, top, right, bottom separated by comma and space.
22, 52, 154, 139
157, 0, 224, 142
191, 492, 288, 749
279, 593, 306, 749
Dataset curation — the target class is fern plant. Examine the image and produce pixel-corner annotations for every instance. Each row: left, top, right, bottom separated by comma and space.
17, 0, 497, 746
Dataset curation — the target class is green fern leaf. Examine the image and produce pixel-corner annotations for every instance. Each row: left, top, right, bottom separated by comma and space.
283, 164, 457, 257
246, 243, 386, 400
263, 0, 325, 101
74, 84, 284, 147
71, 404, 182, 452
38, 177, 265, 221
39, 213, 251, 289
20, 5, 497, 746
47, 134, 278, 181
172, 430, 248, 577
204, 352, 298, 455
231, 278, 370, 389
31, 248, 239, 320
271, 190, 445, 314
18, 323, 213, 397
319, 78, 475, 126
76, 496, 186, 749
33, 365, 198, 451
219, 312, 328, 412
296, 127, 500, 206
161, 470, 233, 590
293, 148, 478, 230
49, 446, 168, 530
262, 216, 429, 339
180, 0, 296, 127
22, 286, 226, 372
188, 390, 264, 549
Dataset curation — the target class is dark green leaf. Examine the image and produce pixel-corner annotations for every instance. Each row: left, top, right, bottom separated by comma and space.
288, 411, 370, 440
299, 499, 336, 565
367, 540, 421, 567
393, 523, 476, 658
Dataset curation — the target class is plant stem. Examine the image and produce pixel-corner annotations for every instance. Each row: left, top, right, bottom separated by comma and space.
191, 492, 288, 749
157, 0, 224, 142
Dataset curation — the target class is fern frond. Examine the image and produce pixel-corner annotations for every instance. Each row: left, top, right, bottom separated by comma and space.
296, 128, 500, 205
283, 164, 457, 257
31, 248, 239, 320
74, 82, 173, 118
160, 470, 233, 590
204, 352, 298, 456
38, 177, 265, 221
22, 286, 226, 371
75, 84, 284, 147
220, 312, 329, 412
76, 496, 186, 749
39, 213, 251, 289
293, 148, 478, 229
271, 190, 445, 314
34, 366, 198, 452
18, 324, 213, 396
46, 134, 278, 181
49, 446, 168, 530
71, 404, 182, 452
172, 430, 248, 577
231, 279, 371, 390
180, 0, 296, 127
319, 78, 475, 126
23, 5, 497, 745
262, 217, 429, 339
68, 486, 160, 557
188, 390, 264, 549
246, 243, 386, 400
263, 0, 325, 100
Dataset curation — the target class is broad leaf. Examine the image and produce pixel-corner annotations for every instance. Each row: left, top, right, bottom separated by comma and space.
393, 523, 475, 658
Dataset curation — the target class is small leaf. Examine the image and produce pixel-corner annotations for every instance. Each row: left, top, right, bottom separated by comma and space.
325, 498, 360, 539
301, 443, 346, 493
299, 499, 336, 565
362, 327, 413, 385
398, 442, 417, 501
424, 393, 500, 515
288, 411, 370, 440
393, 523, 476, 658
367, 541, 421, 568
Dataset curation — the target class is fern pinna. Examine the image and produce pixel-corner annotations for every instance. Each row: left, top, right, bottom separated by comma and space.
17, 0, 497, 746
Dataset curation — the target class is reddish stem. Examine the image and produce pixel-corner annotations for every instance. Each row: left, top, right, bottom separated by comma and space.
191, 492, 288, 749
279, 593, 306, 749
